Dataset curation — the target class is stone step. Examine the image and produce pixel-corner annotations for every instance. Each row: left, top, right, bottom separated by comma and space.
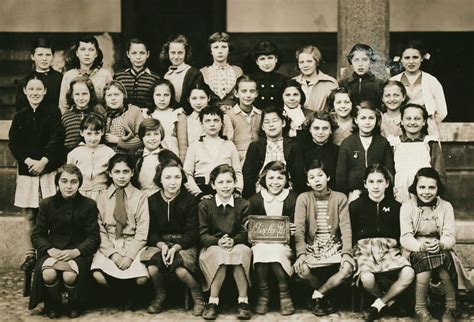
1, 216, 474, 269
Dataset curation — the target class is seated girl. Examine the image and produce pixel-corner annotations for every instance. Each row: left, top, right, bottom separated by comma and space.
199, 164, 251, 320
248, 161, 297, 315
91, 154, 149, 308
350, 164, 414, 320
294, 160, 354, 317
141, 159, 204, 316
29, 164, 100, 318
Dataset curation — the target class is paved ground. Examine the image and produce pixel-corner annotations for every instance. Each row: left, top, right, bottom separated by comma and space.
1, 268, 473, 321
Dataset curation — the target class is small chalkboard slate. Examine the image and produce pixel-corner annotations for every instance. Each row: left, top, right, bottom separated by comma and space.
248, 215, 290, 244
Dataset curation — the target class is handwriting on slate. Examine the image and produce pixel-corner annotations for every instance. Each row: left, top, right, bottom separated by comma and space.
251, 221, 286, 238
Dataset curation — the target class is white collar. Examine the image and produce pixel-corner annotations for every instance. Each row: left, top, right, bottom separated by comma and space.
215, 194, 234, 207
261, 188, 289, 202
232, 104, 261, 116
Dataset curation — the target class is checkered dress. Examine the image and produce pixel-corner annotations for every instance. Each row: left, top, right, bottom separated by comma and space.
410, 250, 457, 287
107, 115, 126, 154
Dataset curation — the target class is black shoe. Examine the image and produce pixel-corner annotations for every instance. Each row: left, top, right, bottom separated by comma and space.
324, 297, 337, 315
364, 306, 383, 321
202, 303, 218, 320
68, 307, 82, 318
237, 302, 251, 320
20, 256, 36, 271
312, 298, 328, 316
441, 308, 456, 322
147, 296, 165, 314
46, 308, 60, 319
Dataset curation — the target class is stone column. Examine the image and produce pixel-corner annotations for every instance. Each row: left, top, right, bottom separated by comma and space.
337, 0, 390, 80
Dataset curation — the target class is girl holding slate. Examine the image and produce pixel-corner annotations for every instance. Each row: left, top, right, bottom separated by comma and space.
248, 161, 297, 315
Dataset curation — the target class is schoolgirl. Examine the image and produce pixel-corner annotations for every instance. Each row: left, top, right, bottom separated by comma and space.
103, 80, 144, 154
91, 154, 149, 307
388, 103, 445, 203
62, 76, 106, 151
9, 74, 64, 272
59, 35, 113, 114
292, 45, 338, 112
133, 118, 180, 197
299, 110, 339, 190
161, 34, 203, 115
281, 79, 313, 138
242, 105, 305, 198
199, 164, 252, 320
327, 87, 354, 145
248, 161, 297, 315
248, 41, 287, 109
200, 32, 243, 108
390, 41, 447, 137
380, 80, 408, 138
143, 79, 187, 161
340, 44, 384, 106
183, 105, 243, 199
226, 75, 262, 162
400, 168, 471, 321
293, 160, 354, 316
141, 159, 204, 315
114, 38, 160, 109
336, 101, 394, 201
350, 164, 414, 320
29, 165, 100, 318
16, 37, 63, 111
67, 114, 115, 200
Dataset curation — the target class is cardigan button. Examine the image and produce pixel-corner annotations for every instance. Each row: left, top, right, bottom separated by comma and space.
271, 84, 274, 88
261, 84, 265, 88
270, 97, 274, 100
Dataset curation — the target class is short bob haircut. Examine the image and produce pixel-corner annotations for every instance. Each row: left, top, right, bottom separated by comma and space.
258, 161, 290, 190
138, 118, 166, 141
199, 104, 226, 139
153, 158, 187, 189
281, 79, 306, 107
209, 164, 237, 185
103, 80, 130, 107
326, 86, 353, 112
295, 45, 323, 72
408, 167, 445, 196
363, 163, 393, 187
208, 32, 232, 51
55, 164, 83, 188
352, 100, 382, 135
80, 112, 106, 132
253, 41, 279, 60
305, 159, 330, 178
107, 154, 135, 174
306, 110, 338, 133
400, 103, 429, 135
66, 75, 98, 108
30, 37, 55, 54
346, 43, 375, 64
147, 79, 177, 114
160, 34, 193, 65
69, 35, 104, 70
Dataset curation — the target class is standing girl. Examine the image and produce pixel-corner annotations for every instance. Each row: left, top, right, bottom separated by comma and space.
281, 79, 313, 138
199, 164, 252, 320
141, 159, 204, 316
9, 75, 64, 272
200, 32, 243, 108
336, 101, 394, 201
327, 87, 354, 146
300, 111, 339, 190
144, 79, 187, 161
248, 161, 297, 315
400, 168, 470, 321
183, 105, 243, 199
390, 41, 447, 137
294, 160, 354, 317
242, 105, 305, 198
161, 34, 203, 115
350, 164, 414, 320
59, 35, 113, 114
114, 38, 160, 109
91, 154, 149, 307
388, 103, 445, 203
62, 76, 106, 152
293, 45, 338, 112
103, 80, 144, 154
380, 80, 407, 138
67, 114, 115, 200
29, 165, 100, 318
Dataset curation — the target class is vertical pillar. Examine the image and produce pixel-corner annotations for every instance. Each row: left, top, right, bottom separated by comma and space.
337, 0, 390, 79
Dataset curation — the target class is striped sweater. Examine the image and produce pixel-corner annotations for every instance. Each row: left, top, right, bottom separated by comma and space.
114, 68, 160, 109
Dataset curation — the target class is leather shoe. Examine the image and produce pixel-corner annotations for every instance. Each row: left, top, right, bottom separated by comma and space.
237, 302, 251, 320
20, 256, 36, 271
202, 303, 218, 320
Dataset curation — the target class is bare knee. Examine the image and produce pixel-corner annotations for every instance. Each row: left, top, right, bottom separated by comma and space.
62, 271, 78, 285
297, 264, 312, 280
399, 267, 415, 284
339, 264, 353, 280
136, 276, 148, 285
147, 265, 158, 277
175, 267, 187, 279
93, 271, 108, 286
360, 272, 376, 289
42, 268, 58, 284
